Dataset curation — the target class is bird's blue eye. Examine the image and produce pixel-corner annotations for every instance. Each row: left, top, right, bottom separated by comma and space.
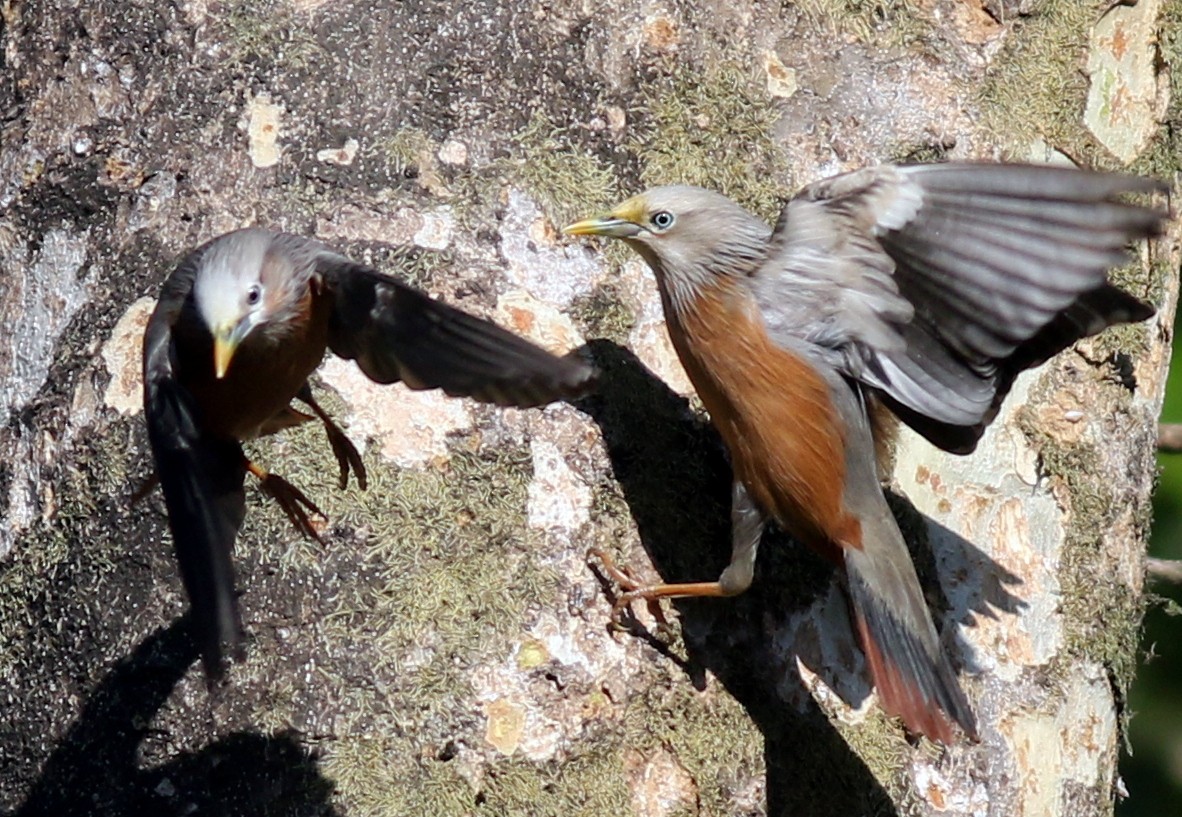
246, 285, 262, 306
651, 211, 675, 231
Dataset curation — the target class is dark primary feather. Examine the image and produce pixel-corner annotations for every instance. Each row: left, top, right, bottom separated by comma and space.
320, 260, 598, 407
757, 162, 1166, 452
908, 162, 1164, 200
143, 260, 247, 679
882, 284, 1155, 452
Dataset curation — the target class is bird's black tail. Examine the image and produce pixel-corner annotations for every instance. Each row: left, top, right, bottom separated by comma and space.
145, 378, 248, 680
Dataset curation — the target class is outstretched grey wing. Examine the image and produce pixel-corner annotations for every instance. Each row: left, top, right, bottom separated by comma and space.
754, 163, 1163, 452
320, 258, 598, 407
142, 251, 247, 679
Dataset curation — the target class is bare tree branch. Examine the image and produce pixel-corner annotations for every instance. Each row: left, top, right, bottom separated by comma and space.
1159, 423, 1182, 453
1147, 558, 1182, 585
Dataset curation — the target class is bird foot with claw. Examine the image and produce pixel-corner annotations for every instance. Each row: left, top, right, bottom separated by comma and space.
298, 386, 367, 491
255, 471, 329, 543
587, 547, 674, 634
322, 423, 367, 491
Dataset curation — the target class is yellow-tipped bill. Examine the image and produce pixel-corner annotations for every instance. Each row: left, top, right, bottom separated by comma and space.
563, 196, 647, 238
213, 328, 240, 379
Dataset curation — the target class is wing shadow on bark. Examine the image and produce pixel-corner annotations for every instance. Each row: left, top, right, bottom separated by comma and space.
883, 491, 1027, 676
575, 339, 1023, 816
12, 617, 339, 817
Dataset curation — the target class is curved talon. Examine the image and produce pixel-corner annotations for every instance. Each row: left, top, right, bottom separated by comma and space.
298, 386, 368, 491
587, 547, 673, 632
588, 546, 640, 589
246, 461, 329, 544
260, 473, 328, 543
323, 423, 367, 491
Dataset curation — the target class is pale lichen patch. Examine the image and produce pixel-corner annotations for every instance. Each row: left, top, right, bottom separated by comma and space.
1084, 0, 1167, 164
622, 747, 699, 817
316, 204, 456, 251
1001, 667, 1117, 817
526, 437, 592, 534
317, 357, 474, 467
100, 296, 155, 415
761, 49, 798, 99
499, 190, 602, 307
0, 228, 93, 419
244, 92, 283, 168
484, 698, 528, 756
315, 137, 359, 166
641, 12, 681, 55
494, 290, 585, 355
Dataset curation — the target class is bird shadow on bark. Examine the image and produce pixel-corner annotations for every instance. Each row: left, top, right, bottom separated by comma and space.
883, 492, 1027, 677
11, 616, 339, 817
573, 339, 1024, 816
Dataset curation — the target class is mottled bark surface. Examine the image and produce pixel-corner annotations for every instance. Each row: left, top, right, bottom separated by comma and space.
0, 2, 1177, 816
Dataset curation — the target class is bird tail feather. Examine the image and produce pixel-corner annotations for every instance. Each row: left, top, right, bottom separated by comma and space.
844, 543, 978, 743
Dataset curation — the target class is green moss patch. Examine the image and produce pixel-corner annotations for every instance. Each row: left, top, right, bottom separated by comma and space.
977, 0, 1111, 163
629, 61, 788, 223
1016, 378, 1149, 739
502, 111, 620, 229
217, 0, 322, 72
793, 0, 931, 48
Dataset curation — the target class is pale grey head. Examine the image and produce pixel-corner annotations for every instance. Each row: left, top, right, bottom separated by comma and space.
564, 185, 772, 314
191, 229, 320, 377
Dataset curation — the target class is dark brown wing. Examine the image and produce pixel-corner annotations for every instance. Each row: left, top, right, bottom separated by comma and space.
755, 163, 1165, 452
319, 259, 598, 407
143, 246, 247, 679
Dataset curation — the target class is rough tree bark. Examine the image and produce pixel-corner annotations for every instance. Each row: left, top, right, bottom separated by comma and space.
0, 1, 1177, 816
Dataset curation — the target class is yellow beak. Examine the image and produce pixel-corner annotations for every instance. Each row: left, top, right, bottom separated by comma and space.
562, 214, 644, 239
564, 196, 648, 238
212, 327, 241, 380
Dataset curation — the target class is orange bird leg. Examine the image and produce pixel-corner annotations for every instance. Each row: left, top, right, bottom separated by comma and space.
590, 481, 766, 629
296, 384, 367, 491
588, 546, 724, 631
245, 459, 328, 544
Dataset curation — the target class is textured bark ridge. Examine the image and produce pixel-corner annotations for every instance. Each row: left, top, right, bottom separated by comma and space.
0, 2, 1177, 816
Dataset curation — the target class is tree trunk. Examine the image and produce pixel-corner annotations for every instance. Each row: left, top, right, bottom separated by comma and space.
0, 1, 1176, 816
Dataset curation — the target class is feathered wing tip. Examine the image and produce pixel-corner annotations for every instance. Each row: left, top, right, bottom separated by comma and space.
391, 292, 601, 407
894, 167, 1166, 338
323, 263, 600, 407
880, 283, 1157, 454
867, 164, 1166, 451
845, 549, 978, 743
902, 162, 1167, 202
1006, 283, 1156, 374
